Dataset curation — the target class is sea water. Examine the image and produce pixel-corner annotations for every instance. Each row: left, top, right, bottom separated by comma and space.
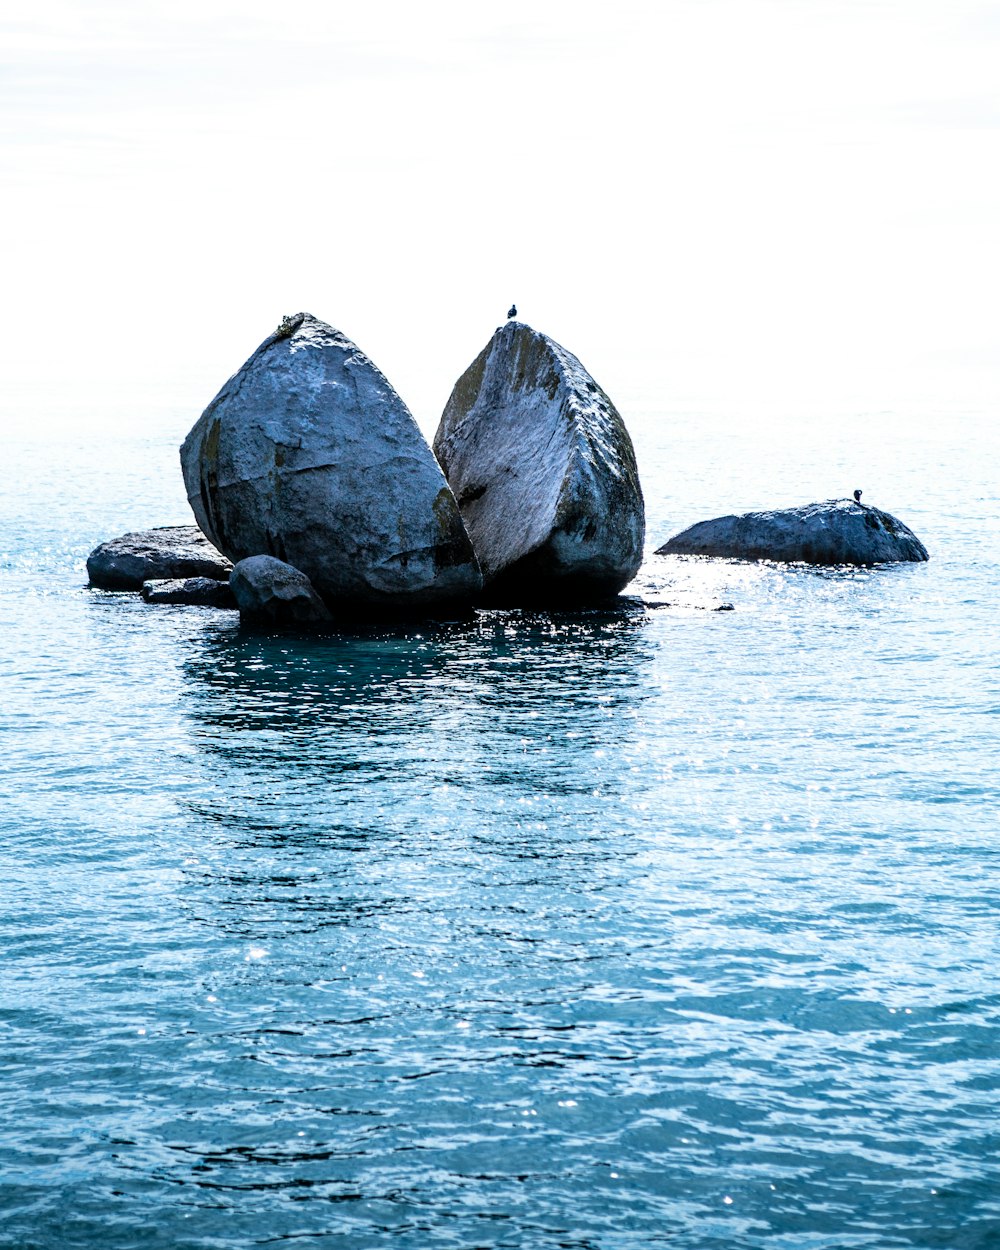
1, 400, 998, 1249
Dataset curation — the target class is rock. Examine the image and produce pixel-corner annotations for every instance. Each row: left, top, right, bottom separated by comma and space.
229, 556, 333, 626
433, 321, 645, 604
657, 499, 929, 565
140, 577, 237, 608
180, 313, 482, 614
87, 526, 232, 590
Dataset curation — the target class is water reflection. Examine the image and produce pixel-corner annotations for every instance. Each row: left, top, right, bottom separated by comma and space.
174, 607, 658, 949
179, 605, 657, 793
184, 605, 656, 719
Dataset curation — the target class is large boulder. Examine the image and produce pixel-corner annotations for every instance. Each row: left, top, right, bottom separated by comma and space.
180, 313, 482, 613
87, 526, 232, 590
141, 577, 237, 608
657, 499, 928, 565
229, 556, 333, 626
433, 322, 644, 604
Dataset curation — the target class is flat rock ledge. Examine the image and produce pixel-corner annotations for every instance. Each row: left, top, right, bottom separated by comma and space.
141, 577, 236, 608
230, 556, 333, 627
657, 499, 928, 565
433, 321, 644, 606
88, 526, 232, 590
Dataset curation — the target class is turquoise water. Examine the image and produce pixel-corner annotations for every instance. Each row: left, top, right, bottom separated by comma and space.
1, 406, 998, 1248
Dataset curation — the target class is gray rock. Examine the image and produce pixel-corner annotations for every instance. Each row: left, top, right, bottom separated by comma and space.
657, 499, 928, 565
180, 313, 482, 613
141, 577, 237, 608
433, 321, 644, 604
229, 555, 333, 626
87, 526, 232, 590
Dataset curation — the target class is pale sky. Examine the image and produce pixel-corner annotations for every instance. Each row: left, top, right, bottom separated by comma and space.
3, 0, 999, 430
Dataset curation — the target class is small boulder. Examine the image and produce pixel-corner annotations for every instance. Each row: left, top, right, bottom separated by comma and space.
87, 526, 232, 590
229, 556, 333, 626
433, 321, 645, 604
180, 313, 482, 613
657, 499, 928, 565
141, 577, 237, 608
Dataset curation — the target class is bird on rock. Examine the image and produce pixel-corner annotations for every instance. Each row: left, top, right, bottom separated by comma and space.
507, 304, 517, 319
853, 489, 863, 504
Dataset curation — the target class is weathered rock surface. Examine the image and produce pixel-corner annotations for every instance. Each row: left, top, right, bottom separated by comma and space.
229, 556, 333, 626
87, 526, 232, 590
433, 322, 645, 604
180, 313, 482, 613
657, 500, 928, 565
141, 577, 237, 608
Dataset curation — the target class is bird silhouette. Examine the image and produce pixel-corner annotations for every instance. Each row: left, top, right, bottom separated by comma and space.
507, 304, 517, 319
853, 489, 863, 504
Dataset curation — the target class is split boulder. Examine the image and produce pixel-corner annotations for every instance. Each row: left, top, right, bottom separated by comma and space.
180, 313, 481, 613
433, 322, 645, 604
657, 500, 928, 565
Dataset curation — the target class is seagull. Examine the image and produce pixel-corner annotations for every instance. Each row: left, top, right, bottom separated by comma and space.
507, 304, 517, 319
853, 489, 863, 504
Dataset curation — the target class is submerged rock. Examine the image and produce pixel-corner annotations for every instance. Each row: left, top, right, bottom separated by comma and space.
180, 313, 482, 613
229, 556, 332, 626
87, 526, 232, 590
657, 500, 928, 565
141, 577, 236, 608
433, 321, 644, 604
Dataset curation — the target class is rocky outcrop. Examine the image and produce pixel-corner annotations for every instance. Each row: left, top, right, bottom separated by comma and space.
87, 526, 232, 590
657, 500, 928, 565
229, 556, 333, 626
180, 313, 482, 614
141, 577, 236, 608
433, 322, 644, 604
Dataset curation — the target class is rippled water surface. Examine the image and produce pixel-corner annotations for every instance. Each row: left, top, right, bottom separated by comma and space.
1, 404, 999, 1248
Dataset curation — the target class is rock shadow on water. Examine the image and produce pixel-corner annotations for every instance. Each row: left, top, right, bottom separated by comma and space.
181, 603, 659, 744
173, 610, 660, 947
177, 604, 660, 848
